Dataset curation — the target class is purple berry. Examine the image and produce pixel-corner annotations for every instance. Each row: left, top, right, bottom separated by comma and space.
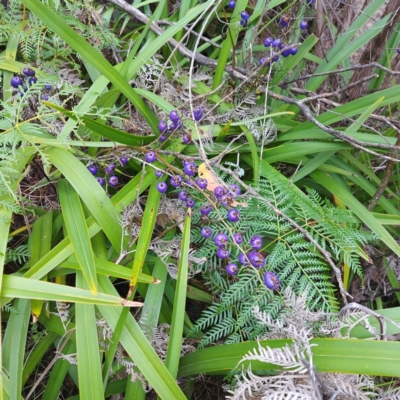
201, 227, 213, 238
227, 1, 236, 9
183, 162, 197, 176
145, 151, 156, 163
227, 209, 240, 223
233, 233, 244, 244
44, 84, 51, 91
96, 177, 105, 186
169, 122, 179, 132
87, 164, 98, 175
196, 178, 208, 190
220, 194, 233, 207
28, 77, 37, 85
272, 52, 280, 62
214, 186, 226, 198
241, 11, 249, 20
250, 235, 262, 250
22, 67, 35, 77
280, 16, 289, 27
300, 20, 308, 30
226, 263, 238, 275
41, 94, 49, 101
281, 48, 291, 57
109, 176, 119, 186
178, 190, 188, 201
157, 182, 168, 193
264, 271, 280, 290
238, 253, 248, 265
272, 38, 281, 48
229, 184, 241, 196
240, 19, 248, 27
248, 252, 265, 268
193, 107, 204, 121
259, 58, 267, 66
307, 0, 314, 5
169, 110, 180, 123
158, 120, 167, 133
182, 133, 192, 144
216, 247, 230, 259
155, 169, 163, 178
106, 163, 116, 174
120, 156, 128, 166
11, 76, 22, 88
200, 205, 212, 215
214, 232, 229, 247
264, 37, 273, 47
289, 47, 298, 55
186, 198, 195, 208
397, 48, 400, 54
159, 133, 167, 142
170, 175, 183, 188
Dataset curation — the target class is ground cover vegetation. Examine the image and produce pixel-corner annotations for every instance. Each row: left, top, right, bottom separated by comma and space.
1, 0, 400, 398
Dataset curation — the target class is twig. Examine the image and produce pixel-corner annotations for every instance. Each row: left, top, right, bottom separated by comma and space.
301, 358, 325, 400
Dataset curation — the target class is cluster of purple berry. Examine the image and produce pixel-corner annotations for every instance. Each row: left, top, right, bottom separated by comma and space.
10, 68, 52, 100
240, 11, 250, 27
259, 37, 298, 66
87, 156, 128, 187
157, 108, 204, 144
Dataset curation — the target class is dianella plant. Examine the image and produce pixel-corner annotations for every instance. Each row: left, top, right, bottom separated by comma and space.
1, 0, 400, 399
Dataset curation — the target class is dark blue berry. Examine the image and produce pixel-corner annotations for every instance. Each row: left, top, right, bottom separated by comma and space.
178, 190, 188, 201
264, 271, 280, 290
145, 151, 157, 163
229, 184, 241, 196
22, 67, 35, 77
214, 232, 229, 247
250, 235, 262, 250
220, 194, 233, 207
106, 163, 116, 174
196, 178, 208, 190
157, 182, 168, 193
158, 120, 167, 133
280, 16, 289, 27
233, 233, 244, 244
200, 205, 212, 215
96, 177, 105, 185
281, 48, 291, 57
264, 37, 273, 47
259, 58, 267, 66
248, 251, 265, 268
227, 1, 236, 9
120, 156, 128, 166
11, 76, 22, 88
28, 77, 37, 85
155, 169, 163, 178
226, 263, 238, 275
272, 53, 280, 62
169, 110, 180, 123
41, 94, 49, 101
193, 106, 204, 121
289, 47, 298, 55
109, 176, 119, 186
272, 38, 281, 48
240, 19, 248, 27
182, 133, 192, 144
87, 164, 98, 175
227, 209, 240, 222
241, 11, 249, 20
216, 247, 230, 259
186, 198, 195, 208
214, 186, 226, 198
44, 84, 51, 91
238, 253, 248, 265
201, 227, 213, 238
300, 20, 308, 30
159, 133, 167, 142
183, 162, 197, 176
170, 175, 182, 188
